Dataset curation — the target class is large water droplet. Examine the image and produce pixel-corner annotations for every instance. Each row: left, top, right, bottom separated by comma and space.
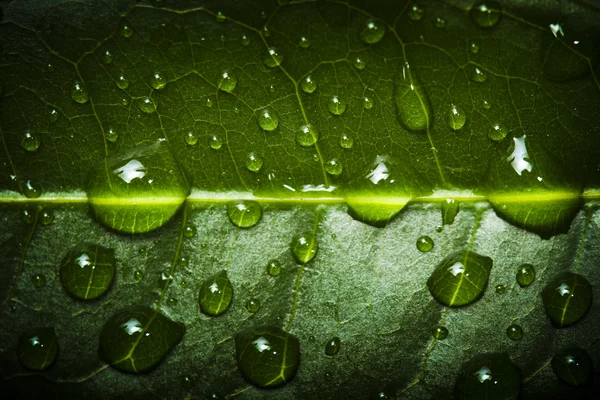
267, 260, 281, 276
87, 140, 191, 233
432, 326, 448, 340
516, 264, 535, 287
506, 324, 523, 341
227, 200, 262, 228
328, 95, 347, 115
542, 272, 591, 328
427, 250, 493, 307
488, 123, 507, 141
60, 243, 115, 300
325, 337, 341, 356
448, 105, 466, 131
455, 353, 521, 399
150, 71, 167, 90
217, 71, 237, 93
199, 270, 233, 316
416, 235, 434, 252
258, 108, 279, 131
235, 326, 300, 388
264, 48, 283, 68
17, 328, 58, 371
71, 81, 89, 104
360, 19, 386, 44
99, 305, 185, 373
138, 97, 156, 113
470, 2, 502, 28
394, 63, 433, 131
296, 124, 318, 147
325, 159, 343, 176
245, 152, 263, 172
301, 75, 317, 93
116, 74, 129, 90
291, 232, 318, 263
551, 347, 593, 386
21, 132, 40, 152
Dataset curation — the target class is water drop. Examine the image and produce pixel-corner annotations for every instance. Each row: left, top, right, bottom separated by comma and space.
199, 270, 233, 316
235, 326, 300, 387
362, 96, 374, 110
116, 74, 129, 90
245, 152, 263, 172
515, 264, 535, 287
299, 36, 311, 48
394, 62, 433, 131
296, 124, 318, 147
23, 180, 41, 198
416, 235, 434, 252
328, 95, 347, 116
184, 131, 198, 146
166, 297, 178, 307
340, 134, 354, 149
246, 298, 261, 313
106, 128, 118, 143
60, 243, 115, 300
217, 71, 237, 93
408, 5, 424, 21
471, 67, 488, 82
40, 209, 54, 225
216, 11, 225, 22
138, 97, 156, 113
482, 100, 491, 110
102, 50, 114, 64
542, 272, 591, 328
209, 135, 223, 149
264, 47, 283, 68
149, 71, 167, 90
470, 42, 480, 54
435, 17, 446, 28
120, 24, 133, 38
291, 232, 318, 263
227, 200, 262, 228
17, 328, 58, 371
71, 81, 89, 104
241, 34, 250, 46
183, 223, 196, 238
177, 256, 188, 267
134, 270, 144, 281
427, 250, 493, 307
325, 337, 341, 356
258, 108, 279, 131
488, 123, 507, 141
455, 353, 521, 399
441, 198, 459, 225
551, 347, 593, 386
22, 208, 35, 224
506, 324, 523, 341
470, 2, 502, 28
21, 132, 40, 152
262, 25, 271, 37
354, 57, 366, 70
267, 260, 281, 276
495, 284, 506, 294
360, 18, 386, 44
48, 108, 58, 122
182, 376, 194, 389
32, 273, 46, 288
448, 105, 466, 130
99, 305, 185, 373
301, 75, 317, 93
325, 159, 343, 176
432, 326, 448, 340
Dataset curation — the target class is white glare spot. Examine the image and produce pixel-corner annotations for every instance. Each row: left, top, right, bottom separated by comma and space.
557, 282, 571, 296
507, 135, 533, 176
301, 184, 337, 193
114, 159, 146, 183
29, 336, 40, 346
366, 156, 390, 184
121, 318, 143, 335
549, 23, 564, 38
448, 262, 465, 276
252, 336, 271, 353
283, 184, 296, 192
474, 366, 492, 383
76, 253, 91, 268
209, 282, 219, 293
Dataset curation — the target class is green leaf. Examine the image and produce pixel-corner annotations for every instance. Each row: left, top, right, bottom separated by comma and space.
59, 242, 115, 300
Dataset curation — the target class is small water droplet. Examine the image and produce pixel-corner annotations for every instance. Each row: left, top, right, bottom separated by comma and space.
149, 71, 167, 90
416, 235, 434, 252
328, 95, 347, 116
134, 270, 144, 281
299, 36, 311, 48
495, 284, 506, 294
470, 42, 480, 54
138, 97, 156, 113
199, 271, 233, 316
262, 25, 271, 37
106, 128, 118, 143
71, 81, 89, 104
516, 264, 535, 287
182, 376, 194, 389
23, 180, 41, 199
116, 74, 129, 90
217, 71, 237, 93
246, 298, 261, 313
258, 108, 279, 131
120, 24, 133, 38
227, 200, 262, 228
488, 123, 507, 141
301, 75, 317, 93
184, 131, 198, 146
482, 100, 491, 110
267, 260, 281, 276
360, 18, 386, 44
245, 152, 263, 172
435, 17, 446, 28
339, 134, 354, 149
264, 47, 283, 68
432, 326, 448, 340
296, 124, 318, 147
183, 223, 196, 238
166, 297, 178, 307
408, 5, 425, 21
363, 97, 374, 110
22, 208, 35, 224
21, 132, 40, 152
209, 135, 223, 149
325, 337, 341, 356
241, 34, 250, 46
48, 108, 58, 122
32, 273, 46, 288
354, 57, 366, 70
216, 11, 226, 22
40, 209, 54, 225
471, 2, 502, 28
325, 159, 343, 176
506, 324, 523, 340
177, 255, 188, 266
448, 105, 467, 130
102, 50, 114, 64
291, 232, 318, 263
471, 67, 488, 82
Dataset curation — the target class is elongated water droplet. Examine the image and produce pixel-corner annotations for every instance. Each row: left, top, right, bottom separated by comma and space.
184, 131, 198, 146
340, 134, 354, 149
120, 24, 133, 38
471, 2, 502, 28
408, 5, 424, 21
354, 57, 366, 70
150, 71, 167, 90
551, 347, 593, 386
102, 50, 114, 64
395, 62, 433, 131
217, 71, 237, 93
328, 95, 346, 115
17, 328, 58, 371
488, 123, 507, 141
441, 198, 459, 225
40, 209, 54, 225
99, 305, 185, 373
264, 48, 283, 68
448, 105, 466, 130
21, 132, 40, 152
506, 324, 523, 341
258, 108, 279, 131
432, 326, 448, 340
416, 235, 433, 252
71, 81, 89, 104
428, 250, 493, 307
301, 75, 317, 93
116, 74, 129, 90
32, 273, 46, 287
291, 232, 318, 263
60, 243, 115, 300
246, 298, 261, 313
471, 67, 488, 82
296, 124, 318, 147
542, 272, 591, 328
245, 152, 263, 172
360, 18, 386, 44
199, 270, 233, 316
227, 200, 262, 228
455, 353, 521, 399
495, 284, 506, 294
138, 97, 156, 113
267, 260, 281, 276
106, 128, 118, 143
325, 159, 343, 176
516, 264, 535, 287
235, 326, 300, 388
209, 135, 223, 149
325, 337, 341, 356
